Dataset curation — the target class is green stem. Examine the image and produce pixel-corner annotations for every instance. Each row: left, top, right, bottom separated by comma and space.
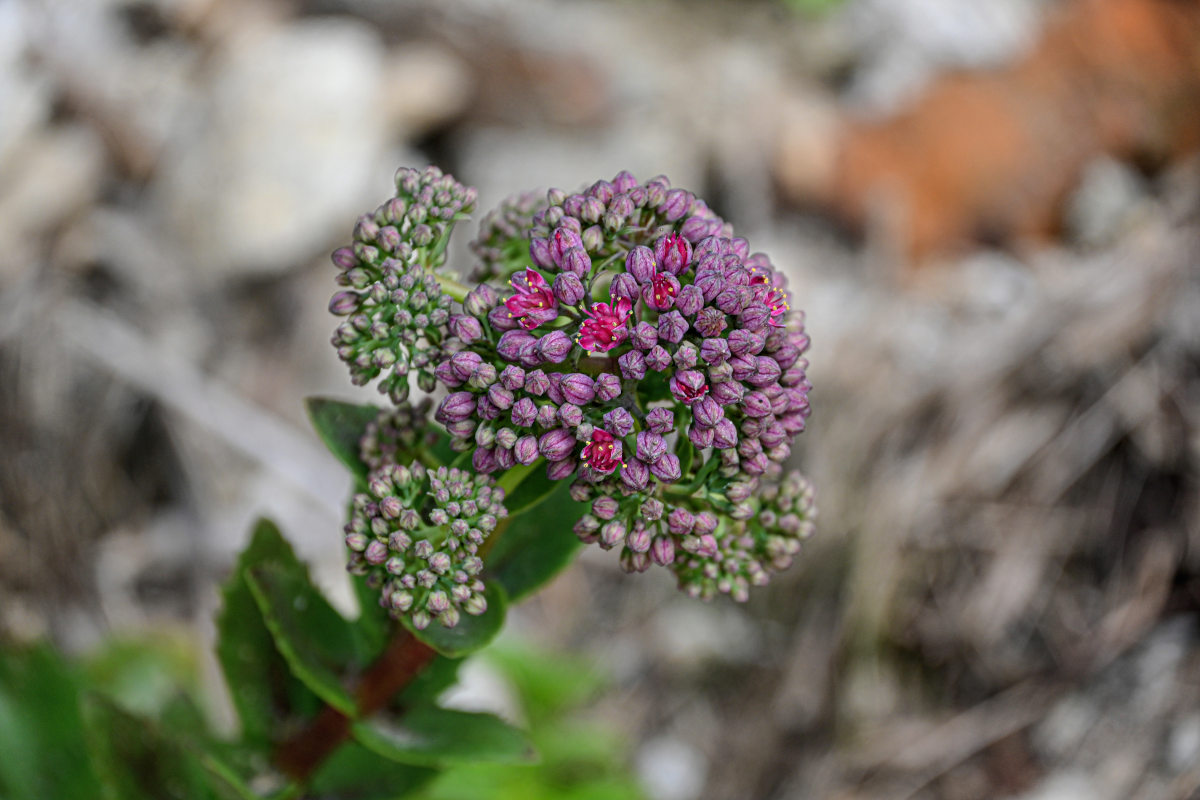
435, 273, 471, 304
496, 461, 538, 494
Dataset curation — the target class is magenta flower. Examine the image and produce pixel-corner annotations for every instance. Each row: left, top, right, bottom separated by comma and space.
504, 268, 558, 330
581, 429, 625, 474
645, 272, 680, 311
764, 287, 789, 328
577, 298, 632, 352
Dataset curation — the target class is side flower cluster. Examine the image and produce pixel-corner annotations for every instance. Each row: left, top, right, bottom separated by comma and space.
359, 398, 435, 471
345, 460, 506, 630
469, 190, 547, 284
328, 166, 476, 403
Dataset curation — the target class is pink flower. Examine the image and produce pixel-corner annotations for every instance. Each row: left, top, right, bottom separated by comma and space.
504, 268, 558, 330
764, 287, 789, 328
645, 272, 680, 311
581, 429, 625, 474
576, 298, 632, 352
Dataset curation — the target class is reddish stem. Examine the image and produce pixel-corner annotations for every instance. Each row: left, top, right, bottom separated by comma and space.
274, 629, 437, 782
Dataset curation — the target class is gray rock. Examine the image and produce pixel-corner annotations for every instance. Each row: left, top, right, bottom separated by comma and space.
153, 18, 393, 280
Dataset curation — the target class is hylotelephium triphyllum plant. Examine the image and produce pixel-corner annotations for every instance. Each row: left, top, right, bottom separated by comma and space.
328, 166, 816, 633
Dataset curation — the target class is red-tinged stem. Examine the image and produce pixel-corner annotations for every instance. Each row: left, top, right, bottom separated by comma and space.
274, 629, 437, 782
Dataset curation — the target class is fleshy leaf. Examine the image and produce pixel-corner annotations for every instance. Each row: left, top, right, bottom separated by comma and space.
486, 482, 585, 602
305, 398, 380, 482
245, 562, 370, 715
308, 742, 436, 799
215, 519, 322, 749
403, 582, 507, 658
353, 707, 535, 767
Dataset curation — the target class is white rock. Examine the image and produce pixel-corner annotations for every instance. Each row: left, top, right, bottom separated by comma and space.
153, 18, 392, 280
636, 736, 707, 800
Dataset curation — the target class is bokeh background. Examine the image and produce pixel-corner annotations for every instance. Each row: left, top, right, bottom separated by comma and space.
3, 0, 1200, 797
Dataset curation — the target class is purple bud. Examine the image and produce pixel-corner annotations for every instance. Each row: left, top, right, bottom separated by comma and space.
610, 273, 640, 301
514, 435, 539, 465
741, 391, 772, 417
487, 385, 514, 410
667, 507, 695, 536
620, 457, 650, 490
435, 361, 461, 387
593, 496, 619, 519
694, 511, 718, 535
739, 303, 770, 331
536, 404, 559, 428
602, 407, 635, 437
626, 525, 652, 553
635, 432, 667, 464
626, 246, 657, 284
688, 424, 715, 449
499, 365, 526, 391
700, 338, 730, 365
618, 350, 646, 380
525, 369, 550, 396
547, 458, 577, 481
630, 321, 658, 351
332, 247, 357, 270
660, 189, 690, 221
550, 226, 583, 264
713, 418, 738, 449
649, 453, 682, 483
450, 314, 483, 343
545, 373, 565, 404
679, 216, 712, 242
657, 311, 688, 344
613, 170, 638, 192
538, 428, 575, 461
472, 447, 498, 474
675, 284, 704, 316
645, 346, 672, 372
645, 408, 674, 434
748, 357, 782, 388
670, 370, 709, 405
694, 307, 727, 337
581, 196, 605, 223
650, 536, 675, 566
582, 225, 603, 252
594, 373, 621, 401
530, 237, 555, 269
436, 392, 476, 423
641, 498, 665, 520
655, 233, 693, 275
329, 291, 359, 315
365, 540, 388, 565
488, 305, 519, 332
560, 373, 595, 405
498, 330, 535, 361
562, 247, 592, 278
673, 342, 699, 369
511, 397, 537, 427
553, 272, 586, 305
600, 520, 625, 549
729, 355, 756, 381
449, 351, 483, 381
558, 403, 583, 427
536, 331, 572, 363
728, 329, 765, 357
464, 284, 498, 319
495, 447, 516, 470
711, 380, 745, 406
693, 396, 723, 427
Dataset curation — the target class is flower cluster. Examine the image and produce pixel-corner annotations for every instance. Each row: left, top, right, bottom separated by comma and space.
426, 170, 812, 602
345, 460, 506, 629
328, 166, 476, 403
469, 190, 547, 284
359, 399, 435, 471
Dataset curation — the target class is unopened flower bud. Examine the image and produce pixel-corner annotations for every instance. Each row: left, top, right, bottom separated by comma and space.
553, 272, 585, 305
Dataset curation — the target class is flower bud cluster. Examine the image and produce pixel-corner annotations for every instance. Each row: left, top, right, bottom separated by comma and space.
328, 167, 476, 403
469, 190, 547, 283
345, 462, 506, 629
669, 470, 816, 602
359, 399, 435, 470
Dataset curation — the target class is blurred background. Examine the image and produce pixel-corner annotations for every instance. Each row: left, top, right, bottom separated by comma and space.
2, 0, 1199, 797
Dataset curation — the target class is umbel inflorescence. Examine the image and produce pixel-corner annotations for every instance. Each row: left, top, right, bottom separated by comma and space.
330, 166, 814, 627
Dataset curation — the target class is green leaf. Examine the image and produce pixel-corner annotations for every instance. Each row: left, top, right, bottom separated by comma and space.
498, 463, 557, 517
486, 482, 585, 602
308, 742, 436, 799
305, 397, 380, 482
485, 645, 604, 723
82, 695, 225, 800
353, 707, 535, 767
215, 519, 322, 749
0, 644, 100, 800
245, 562, 370, 715
403, 583, 508, 658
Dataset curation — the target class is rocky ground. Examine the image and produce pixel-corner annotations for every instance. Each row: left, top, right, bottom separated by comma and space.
2, 0, 1199, 798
